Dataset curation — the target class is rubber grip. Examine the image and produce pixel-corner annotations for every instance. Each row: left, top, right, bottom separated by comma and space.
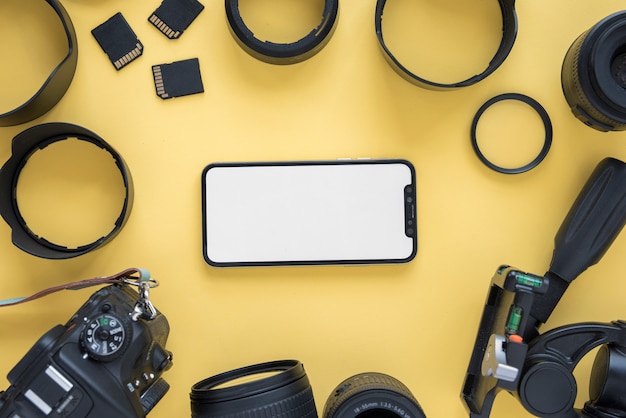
549, 157, 626, 283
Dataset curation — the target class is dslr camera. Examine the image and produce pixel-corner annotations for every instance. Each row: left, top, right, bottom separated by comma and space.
0, 284, 173, 417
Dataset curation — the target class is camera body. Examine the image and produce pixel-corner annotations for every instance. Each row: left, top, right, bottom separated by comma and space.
0, 284, 173, 417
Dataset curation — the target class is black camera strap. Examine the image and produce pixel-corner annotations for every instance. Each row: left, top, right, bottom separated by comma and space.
0, 268, 156, 310
375, 0, 517, 89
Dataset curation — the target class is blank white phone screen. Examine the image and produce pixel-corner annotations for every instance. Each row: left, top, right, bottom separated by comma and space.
202, 161, 416, 266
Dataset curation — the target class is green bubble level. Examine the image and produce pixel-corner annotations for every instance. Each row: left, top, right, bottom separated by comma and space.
514, 272, 543, 288
506, 305, 523, 334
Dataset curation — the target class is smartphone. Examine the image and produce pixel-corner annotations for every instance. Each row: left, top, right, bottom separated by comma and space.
201, 159, 417, 267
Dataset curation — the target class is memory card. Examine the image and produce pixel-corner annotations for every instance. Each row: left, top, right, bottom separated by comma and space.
92, 12, 143, 70
148, 0, 205, 39
152, 58, 204, 99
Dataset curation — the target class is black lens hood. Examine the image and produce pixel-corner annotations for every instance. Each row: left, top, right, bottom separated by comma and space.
190, 359, 317, 417
225, 0, 339, 64
375, 0, 517, 89
0, 123, 134, 259
0, 0, 78, 126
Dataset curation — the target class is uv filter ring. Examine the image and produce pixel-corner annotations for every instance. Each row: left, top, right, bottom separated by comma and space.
471, 93, 553, 174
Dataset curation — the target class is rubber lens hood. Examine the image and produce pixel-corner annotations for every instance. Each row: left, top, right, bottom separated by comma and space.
375, 0, 517, 89
0, 123, 134, 259
323, 372, 426, 418
190, 360, 317, 418
0, 0, 78, 126
225, 0, 339, 64
562, 11, 626, 131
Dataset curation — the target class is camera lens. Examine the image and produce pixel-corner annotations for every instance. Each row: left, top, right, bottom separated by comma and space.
322, 372, 426, 418
561, 11, 626, 131
190, 360, 317, 418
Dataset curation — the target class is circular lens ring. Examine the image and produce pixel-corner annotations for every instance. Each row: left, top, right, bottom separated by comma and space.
375, 0, 517, 89
0, 123, 134, 259
563, 11, 626, 131
0, 0, 78, 126
470, 93, 553, 174
225, 0, 339, 65
190, 360, 317, 418
322, 372, 426, 418
191, 360, 304, 400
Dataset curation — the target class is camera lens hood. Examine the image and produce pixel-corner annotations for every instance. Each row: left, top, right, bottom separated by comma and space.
0, 123, 134, 259
190, 359, 317, 417
375, 0, 517, 89
225, 0, 339, 64
562, 11, 626, 131
323, 372, 426, 418
0, 0, 78, 126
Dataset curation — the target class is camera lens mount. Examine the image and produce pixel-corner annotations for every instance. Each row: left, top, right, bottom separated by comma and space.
190, 360, 317, 417
0, 123, 134, 259
562, 11, 626, 131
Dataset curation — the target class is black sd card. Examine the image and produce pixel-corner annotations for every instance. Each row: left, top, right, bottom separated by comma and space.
152, 58, 204, 99
92, 12, 143, 70
148, 0, 205, 39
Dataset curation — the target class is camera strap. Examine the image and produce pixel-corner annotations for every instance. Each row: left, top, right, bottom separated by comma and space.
0, 267, 155, 308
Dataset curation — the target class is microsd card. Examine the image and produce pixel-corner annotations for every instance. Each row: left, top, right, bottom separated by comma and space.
148, 0, 205, 39
152, 58, 204, 99
92, 12, 143, 70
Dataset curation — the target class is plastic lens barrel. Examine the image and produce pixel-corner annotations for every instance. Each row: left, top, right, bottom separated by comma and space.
323, 372, 426, 418
190, 360, 317, 418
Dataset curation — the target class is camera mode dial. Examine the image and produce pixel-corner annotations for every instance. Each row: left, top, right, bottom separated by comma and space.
80, 313, 131, 361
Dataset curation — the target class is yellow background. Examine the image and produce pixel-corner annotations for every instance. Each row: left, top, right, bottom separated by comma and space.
2, 1, 626, 417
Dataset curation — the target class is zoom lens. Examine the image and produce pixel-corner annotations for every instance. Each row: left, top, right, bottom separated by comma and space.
562, 11, 626, 131
190, 360, 317, 418
323, 372, 426, 418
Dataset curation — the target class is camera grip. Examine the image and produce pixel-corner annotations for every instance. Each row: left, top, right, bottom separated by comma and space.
549, 157, 626, 283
